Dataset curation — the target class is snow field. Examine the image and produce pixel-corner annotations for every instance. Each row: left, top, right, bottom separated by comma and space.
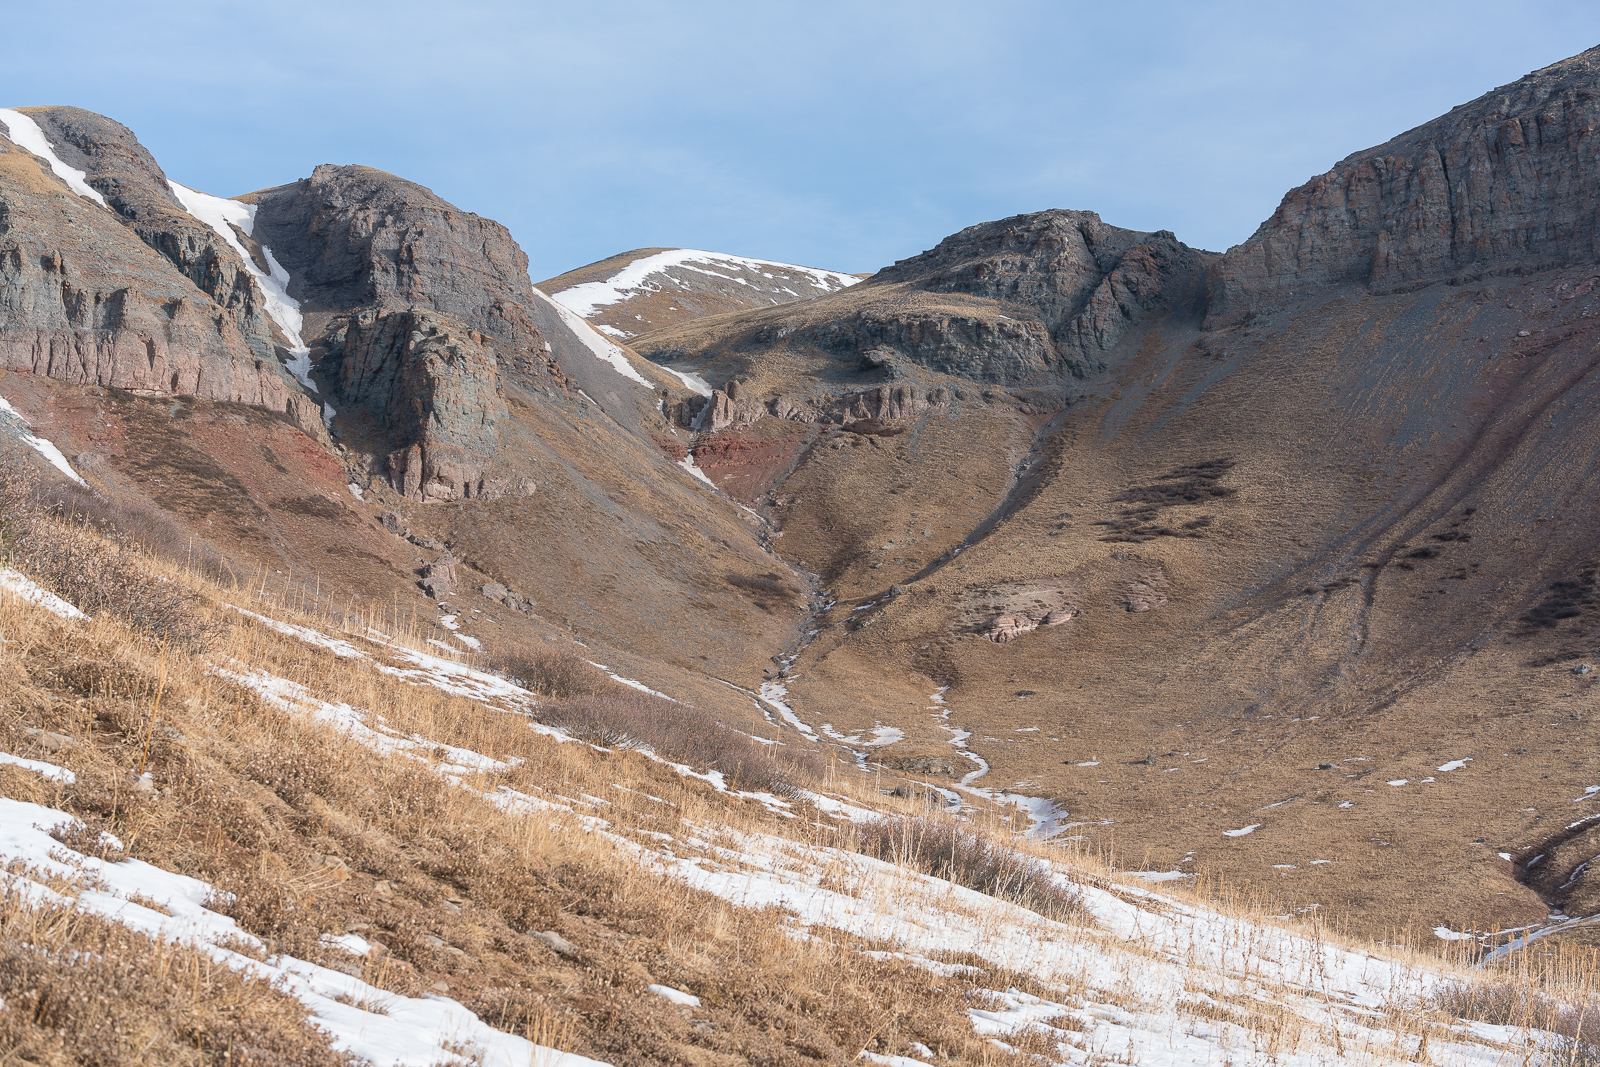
550, 249, 858, 320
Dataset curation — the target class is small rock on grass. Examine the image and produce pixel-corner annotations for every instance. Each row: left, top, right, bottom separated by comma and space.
529, 930, 578, 958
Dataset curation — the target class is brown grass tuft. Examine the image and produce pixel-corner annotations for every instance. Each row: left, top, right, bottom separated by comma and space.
851, 814, 1083, 921
0, 889, 358, 1066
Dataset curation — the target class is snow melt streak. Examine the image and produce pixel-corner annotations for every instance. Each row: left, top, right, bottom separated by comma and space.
531, 287, 651, 387
0, 395, 87, 485
0, 109, 108, 206
166, 181, 319, 394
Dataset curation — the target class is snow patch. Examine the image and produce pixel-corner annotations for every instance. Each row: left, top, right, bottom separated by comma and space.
530, 287, 651, 387
0, 567, 87, 619
1222, 824, 1261, 837
0, 751, 75, 784
662, 367, 713, 396
760, 682, 818, 741
646, 983, 701, 1007
0, 395, 87, 485
1437, 758, 1472, 772
0, 110, 108, 206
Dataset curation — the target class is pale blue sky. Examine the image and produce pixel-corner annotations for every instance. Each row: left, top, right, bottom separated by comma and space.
4, 2, 1597, 280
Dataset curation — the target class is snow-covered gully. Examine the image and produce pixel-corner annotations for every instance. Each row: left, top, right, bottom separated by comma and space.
166, 180, 335, 428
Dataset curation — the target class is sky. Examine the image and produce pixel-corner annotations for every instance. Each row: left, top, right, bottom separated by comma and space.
4, 1, 1597, 281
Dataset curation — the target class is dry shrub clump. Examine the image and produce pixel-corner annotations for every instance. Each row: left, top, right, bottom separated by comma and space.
0, 470, 222, 650
0, 889, 357, 1066
30, 479, 233, 581
1428, 981, 1600, 1063
853, 815, 1082, 920
543, 689, 827, 797
486, 642, 612, 698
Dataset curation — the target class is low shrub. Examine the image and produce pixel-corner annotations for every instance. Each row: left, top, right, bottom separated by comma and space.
1429, 981, 1600, 1060
30, 479, 231, 581
852, 815, 1081, 921
485, 644, 613, 698
0, 469, 224, 650
542, 689, 825, 798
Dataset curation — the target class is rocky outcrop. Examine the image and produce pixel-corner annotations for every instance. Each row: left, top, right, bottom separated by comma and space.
480, 581, 534, 613
249, 165, 544, 352
801, 307, 1059, 380
696, 379, 767, 431
419, 554, 458, 598
22, 107, 280, 361
250, 165, 551, 502
1208, 46, 1600, 324
869, 211, 1207, 379
333, 310, 510, 501
687, 381, 950, 430
839, 384, 944, 422
984, 607, 1075, 643
0, 138, 291, 408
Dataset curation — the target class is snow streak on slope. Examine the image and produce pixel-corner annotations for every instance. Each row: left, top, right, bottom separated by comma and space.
0, 567, 88, 619
0, 395, 87, 485
0, 109, 108, 206
166, 181, 322, 397
662, 366, 713, 396
552, 249, 858, 320
0, 771, 610, 1067
531, 287, 652, 387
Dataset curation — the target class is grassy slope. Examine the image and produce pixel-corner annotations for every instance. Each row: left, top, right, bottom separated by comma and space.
1, 502, 1596, 1064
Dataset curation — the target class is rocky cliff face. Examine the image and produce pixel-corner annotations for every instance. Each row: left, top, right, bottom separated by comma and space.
250, 165, 548, 501
0, 108, 293, 409
22, 107, 281, 361
1209, 45, 1600, 323
878, 210, 1208, 377
633, 209, 1210, 391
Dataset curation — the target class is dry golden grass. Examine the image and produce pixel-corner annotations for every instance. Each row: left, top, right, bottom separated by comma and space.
4, 494, 1600, 1066
0, 511, 1039, 1065
0, 888, 357, 1066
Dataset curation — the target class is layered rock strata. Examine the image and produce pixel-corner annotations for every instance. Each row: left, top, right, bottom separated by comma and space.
1208, 45, 1600, 323
0, 109, 294, 408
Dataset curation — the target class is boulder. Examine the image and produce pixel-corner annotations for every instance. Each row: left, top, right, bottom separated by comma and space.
985, 615, 1039, 643
528, 930, 578, 958
420, 555, 458, 597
